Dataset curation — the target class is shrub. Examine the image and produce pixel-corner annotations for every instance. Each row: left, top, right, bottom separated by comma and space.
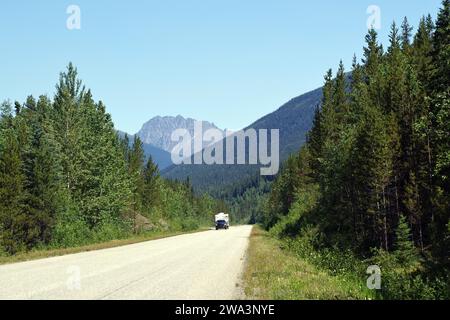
51, 217, 92, 248
92, 220, 131, 242
370, 248, 449, 299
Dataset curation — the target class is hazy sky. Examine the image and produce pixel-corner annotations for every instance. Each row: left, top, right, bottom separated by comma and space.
0, 0, 442, 133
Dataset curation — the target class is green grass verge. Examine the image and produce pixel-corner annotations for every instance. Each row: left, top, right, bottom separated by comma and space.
242, 226, 374, 300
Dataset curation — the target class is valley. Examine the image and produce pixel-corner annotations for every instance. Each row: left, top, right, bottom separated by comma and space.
0, 0, 448, 302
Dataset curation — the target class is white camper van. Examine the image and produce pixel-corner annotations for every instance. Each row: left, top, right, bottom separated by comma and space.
215, 213, 229, 230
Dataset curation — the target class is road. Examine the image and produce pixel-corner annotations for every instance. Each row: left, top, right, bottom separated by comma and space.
0, 225, 253, 300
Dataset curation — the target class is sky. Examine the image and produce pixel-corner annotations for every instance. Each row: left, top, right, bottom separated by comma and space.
0, 0, 443, 134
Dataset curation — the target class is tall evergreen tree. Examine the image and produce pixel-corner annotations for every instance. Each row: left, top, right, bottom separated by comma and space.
21, 96, 63, 246
363, 28, 383, 80
307, 70, 334, 178
401, 17, 414, 53
128, 135, 145, 231
394, 215, 420, 268
0, 103, 26, 253
307, 106, 323, 176
413, 17, 435, 87
431, 0, 450, 92
143, 156, 160, 211
362, 28, 384, 108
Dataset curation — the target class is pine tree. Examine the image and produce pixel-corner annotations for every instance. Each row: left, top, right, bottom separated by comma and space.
431, 0, 450, 93
307, 69, 334, 175
362, 28, 384, 108
394, 215, 420, 268
143, 156, 160, 211
0, 101, 13, 149
413, 17, 434, 86
428, 92, 450, 263
307, 106, 323, 177
128, 135, 145, 231
401, 17, 414, 54
349, 55, 367, 123
121, 133, 130, 160
320, 69, 340, 145
363, 28, 383, 80
21, 96, 63, 246
0, 108, 26, 254
333, 61, 349, 117
412, 16, 438, 252
423, 0, 450, 263
386, 21, 407, 114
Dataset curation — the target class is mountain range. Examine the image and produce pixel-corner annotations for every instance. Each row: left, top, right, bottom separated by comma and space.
119, 82, 324, 195
161, 86, 323, 195
118, 116, 224, 170
137, 115, 223, 153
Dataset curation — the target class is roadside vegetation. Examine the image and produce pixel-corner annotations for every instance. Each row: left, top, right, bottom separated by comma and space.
253, 1, 449, 300
0, 64, 224, 258
243, 226, 374, 300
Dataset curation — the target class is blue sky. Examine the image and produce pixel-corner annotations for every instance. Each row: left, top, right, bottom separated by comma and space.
0, 1, 442, 133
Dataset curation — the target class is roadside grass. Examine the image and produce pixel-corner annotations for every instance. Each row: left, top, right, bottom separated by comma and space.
243, 226, 374, 300
0, 227, 210, 266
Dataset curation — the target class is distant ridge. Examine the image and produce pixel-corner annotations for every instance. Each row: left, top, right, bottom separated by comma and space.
137, 115, 224, 153
118, 115, 225, 171
161, 85, 323, 195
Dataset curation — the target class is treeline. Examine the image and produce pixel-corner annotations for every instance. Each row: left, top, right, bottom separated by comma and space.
0, 64, 220, 255
222, 175, 272, 224
263, 1, 449, 299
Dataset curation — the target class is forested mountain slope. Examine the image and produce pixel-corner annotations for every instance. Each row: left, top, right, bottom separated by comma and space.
162, 86, 323, 195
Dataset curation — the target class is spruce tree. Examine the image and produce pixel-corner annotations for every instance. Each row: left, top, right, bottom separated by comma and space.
128, 135, 145, 231
362, 28, 384, 108
0, 111, 26, 254
394, 215, 420, 268
363, 28, 383, 80
333, 61, 349, 117
307, 106, 323, 177
413, 17, 434, 87
143, 156, 160, 211
21, 96, 63, 246
401, 17, 414, 54
431, 0, 450, 93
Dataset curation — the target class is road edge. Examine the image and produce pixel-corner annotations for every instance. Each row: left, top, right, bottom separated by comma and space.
0, 227, 211, 266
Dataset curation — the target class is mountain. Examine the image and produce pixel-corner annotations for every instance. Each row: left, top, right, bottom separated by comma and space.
137, 115, 224, 153
118, 115, 224, 171
117, 130, 173, 170
245, 86, 322, 160
162, 85, 323, 195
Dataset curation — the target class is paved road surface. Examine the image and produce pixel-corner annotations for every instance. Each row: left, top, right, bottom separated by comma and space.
0, 225, 253, 300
